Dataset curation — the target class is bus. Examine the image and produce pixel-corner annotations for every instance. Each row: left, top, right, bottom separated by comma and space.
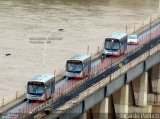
26, 74, 55, 102
66, 55, 91, 79
102, 32, 127, 58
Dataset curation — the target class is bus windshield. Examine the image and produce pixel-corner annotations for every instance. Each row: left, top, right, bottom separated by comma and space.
27, 83, 45, 95
105, 39, 120, 50
66, 62, 83, 73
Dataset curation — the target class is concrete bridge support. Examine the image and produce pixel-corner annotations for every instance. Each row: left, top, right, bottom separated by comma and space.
99, 97, 109, 119
149, 64, 160, 93
99, 96, 115, 119
148, 64, 160, 105
156, 64, 160, 93
118, 84, 129, 119
90, 96, 115, 119
138, 72, 148, 106
79, 113, 87, 119
78, 95, 115, 119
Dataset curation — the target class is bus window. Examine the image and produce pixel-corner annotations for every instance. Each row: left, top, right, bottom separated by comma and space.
67, 62, 83, 73
112, 42, 120, 50
105, 40, 113, 49
27, 83, 45, 95
121, 37, 127, 45
45, 81, 50, 89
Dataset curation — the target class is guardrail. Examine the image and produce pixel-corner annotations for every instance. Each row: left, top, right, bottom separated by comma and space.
0, 89, 25, 108
127, 13, 160, 35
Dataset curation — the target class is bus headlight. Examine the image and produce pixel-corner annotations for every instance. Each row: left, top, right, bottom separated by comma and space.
79, 72, 83, 77
26, 94, 29, 99
103, 49, 108, 54
41, 94, 45, 100
66, 72, 69, 77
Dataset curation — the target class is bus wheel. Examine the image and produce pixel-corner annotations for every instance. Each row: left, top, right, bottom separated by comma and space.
28, 100, 32, 103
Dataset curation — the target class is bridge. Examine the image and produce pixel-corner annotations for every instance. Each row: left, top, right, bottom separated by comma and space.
0, 13, 160, 119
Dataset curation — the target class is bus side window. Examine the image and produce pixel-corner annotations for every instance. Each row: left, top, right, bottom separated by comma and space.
51, 79, 55, 86
84, 61, 86, 67
86, 60, 89, 66
122, 38, 125, 45
121, 39, 124, 45
46, 81, 50, 89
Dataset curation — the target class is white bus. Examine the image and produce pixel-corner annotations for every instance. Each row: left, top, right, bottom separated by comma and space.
66, 55, 91, 79
102, 32, 127, 58
27, 74, 55, 102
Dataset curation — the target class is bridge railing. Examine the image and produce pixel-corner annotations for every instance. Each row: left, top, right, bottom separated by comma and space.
0, 89, 25, 108
127, 13, 160, 35
17, 18, 160, 119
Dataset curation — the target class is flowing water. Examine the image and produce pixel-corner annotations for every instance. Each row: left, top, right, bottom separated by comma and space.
0, 0, 159, 100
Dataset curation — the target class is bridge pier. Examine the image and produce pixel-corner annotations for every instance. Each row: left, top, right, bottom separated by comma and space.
149, 64, 160, 93
118, 84, 129, 119
129, 82, 136, 106
99, 97, 109, 119
156, 64, 160, 93
138, 72, 148, 106
99, 96, 115, 119
78, 94, 115, 119
79, 113, 87, 119
85, 96, 115, 119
